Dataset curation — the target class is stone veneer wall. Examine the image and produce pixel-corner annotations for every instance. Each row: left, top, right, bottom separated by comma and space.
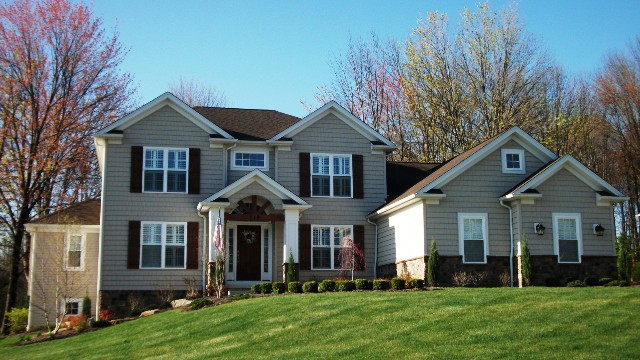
100, 290, 188, 317
529, 255, 616, 286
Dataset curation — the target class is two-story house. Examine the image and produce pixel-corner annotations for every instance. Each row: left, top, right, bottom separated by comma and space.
26, 92, 625, 329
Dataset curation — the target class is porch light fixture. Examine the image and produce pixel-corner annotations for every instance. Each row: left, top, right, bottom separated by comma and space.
534, 223, 545, 236
594, 224, 605, 236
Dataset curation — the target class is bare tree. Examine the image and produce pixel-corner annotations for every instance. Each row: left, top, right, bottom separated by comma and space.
168, 77, 228, 107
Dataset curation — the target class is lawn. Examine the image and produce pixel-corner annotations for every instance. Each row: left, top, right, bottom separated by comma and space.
1, 287, 638, 359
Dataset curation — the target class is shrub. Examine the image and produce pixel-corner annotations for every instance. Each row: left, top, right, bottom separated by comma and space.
617, 235, 632, 281
372, 279, 390, 290
584, 277, 599, 286
286, 251, 298, 282
6, 307, 28, 333
618, 280, 630, 287
189, 298, 213, 310
408, 278, 424, 289
545, 278, 561, 287
288, 281, 303, 293
302, 281, 318, 293
250, 284, 261, 294
336, 280, 355, 292
318, 280, 336, 292
69, 314, 88, 332
499, 270, 511, 287
259, 282, 272, 294
566, 280, 586, 287
272, 282, 286, 294
521, 235, 532, 286
130, 308, 143, 317
99, 309, 115, 321
391, 277, 406, 290
452, 272, 488, 287
599, 277, 614, 286
355, 279, 372, 290
92, 320, 111, 328
82, 295, 92, 317
426, 240, 439, 287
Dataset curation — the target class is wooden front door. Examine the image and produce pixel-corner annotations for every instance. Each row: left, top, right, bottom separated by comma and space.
236, 225, 262, 281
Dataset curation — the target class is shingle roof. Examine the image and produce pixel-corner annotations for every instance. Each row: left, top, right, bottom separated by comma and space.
30, 199, 101, 225
193, 107, 301, 141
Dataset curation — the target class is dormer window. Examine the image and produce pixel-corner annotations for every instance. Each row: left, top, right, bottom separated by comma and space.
231, 149, 268, 171
501, 149, 525, 174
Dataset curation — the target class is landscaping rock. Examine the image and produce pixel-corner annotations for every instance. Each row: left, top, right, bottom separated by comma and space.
139, 309, 158, 317
171, 299, 192, 308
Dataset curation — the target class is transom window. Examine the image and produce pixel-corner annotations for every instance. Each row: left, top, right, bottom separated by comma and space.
312, 225, 352, 269
458, 213, 488, 264
553, 213, 582, 263
143, 148, 188, 193
140, 222, 186, 269
501, 149, 525, 174
65, 234, 84, 270
311, 154, 352, 197
232, 149, 268, 170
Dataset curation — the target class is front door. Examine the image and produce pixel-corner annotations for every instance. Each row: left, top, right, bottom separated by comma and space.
236, 225, 262, 281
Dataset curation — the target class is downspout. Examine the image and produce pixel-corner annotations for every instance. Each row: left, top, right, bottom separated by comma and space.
500, 200, 514, 287
367, 218, 378, 279
197, 209, 208, 294
224, 143, 237, 186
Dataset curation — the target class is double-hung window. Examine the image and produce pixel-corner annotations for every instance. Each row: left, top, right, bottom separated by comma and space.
311, 154, 352, 197
65, 234, 84, 270
458, 213, 488, 263
553, 213, 581, 263
140, 222, 186, 269
143, 148, 188, 193
501, 149, 525, 174
232, 149, 268, 170
63, 298, 82, 315
312, 225, 352, 269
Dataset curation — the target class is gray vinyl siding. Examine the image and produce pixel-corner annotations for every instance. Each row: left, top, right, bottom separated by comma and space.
520, 169, 615, 256
377, 216, 396, 265
101, 105, 224, 290
424, 141, 546, 257
278, 113, 386, 280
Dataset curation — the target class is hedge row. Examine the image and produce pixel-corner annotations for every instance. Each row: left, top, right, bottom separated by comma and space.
250, 278, 425, 295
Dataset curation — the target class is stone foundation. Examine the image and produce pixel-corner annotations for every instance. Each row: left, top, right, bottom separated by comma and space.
530, 255, 616, 286
100, 290, 188, 317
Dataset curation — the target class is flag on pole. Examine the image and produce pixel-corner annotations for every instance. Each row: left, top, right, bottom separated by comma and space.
213, 215, 223, 252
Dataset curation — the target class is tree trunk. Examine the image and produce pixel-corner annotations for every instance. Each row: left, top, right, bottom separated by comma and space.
1, 224, 25, 334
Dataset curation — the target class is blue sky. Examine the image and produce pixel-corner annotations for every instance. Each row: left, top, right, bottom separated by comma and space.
90, 1, 640, 117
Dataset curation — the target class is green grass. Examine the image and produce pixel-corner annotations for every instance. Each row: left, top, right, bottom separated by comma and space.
1, 287, 639, 359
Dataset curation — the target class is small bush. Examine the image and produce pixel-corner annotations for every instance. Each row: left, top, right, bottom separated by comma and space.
250, 284, 261, 294
318, 280, 336, 292
302, 281, 318, 293
130, 308, 143, 317
426, 240, 439, 287
99, 309, 115, 321
391, 277, 406, 290
259, 282, 272, 294
91, 320, 111, 328
372, 279, 390, 290
288, 281, 303, 293
566, 280, 586, 287
598, 277, 614, 286
584, 277, 599, 286
272, 282, 286, 294
6, 307, 28, 333
499, 271, 511, 287
452, 272, 488, 287
336, 280, 355, 292
355, 279, 372, 290
408, 278, 424, 289
545, 278, 561, 287
69, 314, 88, 332
82, 296, 92, 317
618, 280, 630, 287
189, 298, 213, 310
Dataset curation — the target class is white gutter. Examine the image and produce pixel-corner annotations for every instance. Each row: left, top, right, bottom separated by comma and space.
499, 200, 514, 287
367, 218, 378, 279
197, 210, 208, 294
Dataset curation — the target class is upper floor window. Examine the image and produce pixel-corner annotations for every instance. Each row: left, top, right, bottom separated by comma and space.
140, 222, 186, 269
312, 225, 352, 270
231, 149, 268, 170
458, 213, 488, 264
65, 234, 84, 270
143, 148, 188, 193
553, 213, 582, 263
501, 149, 525, 174
311, 154, 352, 197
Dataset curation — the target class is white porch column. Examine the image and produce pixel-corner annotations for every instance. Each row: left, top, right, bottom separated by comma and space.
208, 207, 225, 262
284, 209, 300, 263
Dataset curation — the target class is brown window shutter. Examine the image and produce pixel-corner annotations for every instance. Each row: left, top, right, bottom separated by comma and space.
353, 154, 364, 199
299, 223, 311, 270
187, 222, 199, 269
354, 225, 365, 270
299, 152, 310, 197
128, 221, 141, 269
130, 146, 143, 193
188, 148, 201, 194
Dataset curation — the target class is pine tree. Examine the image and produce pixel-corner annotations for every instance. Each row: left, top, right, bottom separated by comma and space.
426, 240, 439, 287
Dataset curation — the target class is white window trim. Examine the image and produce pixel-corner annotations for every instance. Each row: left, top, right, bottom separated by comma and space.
552, 213, 582, 264
458, 213, 489, 264
64, 233, 86, 271
311, 224, 353, 270
310, 153, 353, 198
61, 297, 83, 316
225, 221, 272, 282
142, 147, 189, 194
139, 221, 188, 269
231, 148, 269, 171
501, 148, 525, 174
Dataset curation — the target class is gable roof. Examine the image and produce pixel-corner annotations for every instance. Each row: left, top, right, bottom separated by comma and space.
270, 101, 395, 148
503, 155, 626, 199
95, 92, 233, 139
193, 107, 300, 141
29, 199, 101, 225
